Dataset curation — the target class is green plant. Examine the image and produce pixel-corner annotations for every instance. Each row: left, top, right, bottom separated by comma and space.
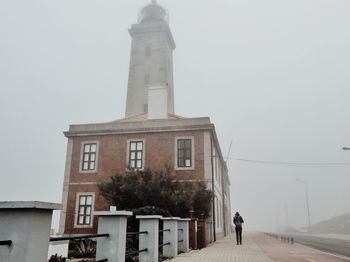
68, 238, 96, 259
98, 167, 212, 219
48, 254, 67, 262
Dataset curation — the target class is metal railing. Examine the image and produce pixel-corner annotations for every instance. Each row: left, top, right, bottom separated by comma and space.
159, 242, 170, 247
49, 233, 109, 262
264, 232, 294, 244
0, 240, 12, 246
126, 231, 148, 236
1, 207, 191, 262
125, 231, 148, 258
125, 248, 148, 256
49, 233, 109, 242
159, 229, 171, 233
158, 225, 171, 259
177, 228, 184, 244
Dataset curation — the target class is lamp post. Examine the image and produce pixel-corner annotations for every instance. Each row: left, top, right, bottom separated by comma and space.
342, 147, 350, 151
296, 179, 311, 230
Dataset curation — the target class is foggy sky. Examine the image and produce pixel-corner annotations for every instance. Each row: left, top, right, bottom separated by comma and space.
1, 0, 350, 232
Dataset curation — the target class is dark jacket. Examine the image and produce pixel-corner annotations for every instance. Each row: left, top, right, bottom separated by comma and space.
233, 215, 244, 228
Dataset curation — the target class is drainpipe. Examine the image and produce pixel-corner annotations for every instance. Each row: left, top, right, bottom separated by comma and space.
210, 135, 216, 242
221, 165, 226, 236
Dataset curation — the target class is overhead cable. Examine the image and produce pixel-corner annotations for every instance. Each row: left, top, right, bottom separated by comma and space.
226, 157, 350, 167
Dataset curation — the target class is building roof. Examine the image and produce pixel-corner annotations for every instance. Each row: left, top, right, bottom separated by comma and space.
65, 115, 212, 137
114, 113, 185, 123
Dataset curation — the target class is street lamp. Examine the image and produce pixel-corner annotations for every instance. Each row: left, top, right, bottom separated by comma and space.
296, 179, 311, 230
342, 147, 350, 151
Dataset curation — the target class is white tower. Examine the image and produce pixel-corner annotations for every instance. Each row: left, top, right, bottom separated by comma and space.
125, 1, 176, 117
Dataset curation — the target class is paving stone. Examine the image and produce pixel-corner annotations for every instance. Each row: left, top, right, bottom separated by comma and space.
168, 233, 350, 262
167, 234, 274, 262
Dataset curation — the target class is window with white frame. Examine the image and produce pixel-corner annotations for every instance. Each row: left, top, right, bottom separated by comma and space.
81, 143, 97, 171
77, 194, 93, 226
176, 138, 193, 168
128, 141, 144, 169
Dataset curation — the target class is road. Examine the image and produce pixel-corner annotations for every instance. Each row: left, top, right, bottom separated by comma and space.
290, 233, 350, 257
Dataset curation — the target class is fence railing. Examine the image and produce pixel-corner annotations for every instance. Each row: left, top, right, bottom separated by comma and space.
264, 232, 294, 244
126, 248, 148, 256
177, 229, 184, 244
0, 240, 12, 246
125, 230, 148, 258
49, 233, 109, 242
0, 202, 191, 262
49, 233, 110, 262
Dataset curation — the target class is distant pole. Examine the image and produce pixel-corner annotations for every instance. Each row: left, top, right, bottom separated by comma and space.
225, 139, 233, 162
296, 179, 311, 230
284, 202, 289, 228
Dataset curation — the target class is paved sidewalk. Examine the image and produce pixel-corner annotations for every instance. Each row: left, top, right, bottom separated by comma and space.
168, 234, 274, 262
168, 233, 350, 262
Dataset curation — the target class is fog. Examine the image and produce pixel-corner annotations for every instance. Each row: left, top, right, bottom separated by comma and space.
1, 0, 349, 233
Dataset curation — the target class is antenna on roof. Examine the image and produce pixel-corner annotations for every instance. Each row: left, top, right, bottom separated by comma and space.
225, 139, 233, 162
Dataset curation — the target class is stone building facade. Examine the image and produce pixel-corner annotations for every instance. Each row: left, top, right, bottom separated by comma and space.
59, 1, 231, 240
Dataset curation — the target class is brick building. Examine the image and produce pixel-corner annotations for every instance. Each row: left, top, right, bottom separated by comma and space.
59, 1, 231, 239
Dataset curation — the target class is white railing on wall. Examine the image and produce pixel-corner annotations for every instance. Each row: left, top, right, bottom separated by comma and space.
0, 201, 191, 262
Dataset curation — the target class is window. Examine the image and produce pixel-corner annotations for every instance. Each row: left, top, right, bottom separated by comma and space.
77, 195, 93, 226
81, 143, 97, 171
177, 138, 192, 168
128, 141, 144, 169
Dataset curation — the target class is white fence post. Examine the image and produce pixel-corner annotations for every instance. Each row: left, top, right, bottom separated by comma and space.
177, 218, 190, 253
94, 210, 132, 262
137, 215, 162, 262
162, 217, 180, 257
0, 201, 62, 262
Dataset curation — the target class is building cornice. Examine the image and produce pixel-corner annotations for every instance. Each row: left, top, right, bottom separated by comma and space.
64, 117, 213, 137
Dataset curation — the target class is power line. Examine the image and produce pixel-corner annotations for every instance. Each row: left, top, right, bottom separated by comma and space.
226, 157, 350, 167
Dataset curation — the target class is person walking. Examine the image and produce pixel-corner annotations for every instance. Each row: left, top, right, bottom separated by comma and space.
233, 211, 244, 245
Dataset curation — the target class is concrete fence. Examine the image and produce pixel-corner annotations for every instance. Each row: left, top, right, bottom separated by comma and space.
0, 201, 191, 262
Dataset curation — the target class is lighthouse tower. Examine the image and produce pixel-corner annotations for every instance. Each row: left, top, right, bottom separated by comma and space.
125, 0, 176, 117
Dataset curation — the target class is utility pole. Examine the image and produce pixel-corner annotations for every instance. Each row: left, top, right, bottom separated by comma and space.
296, 179, 311, 230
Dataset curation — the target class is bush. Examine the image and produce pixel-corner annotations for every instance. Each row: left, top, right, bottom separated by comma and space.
98, 167, 212, 219
68, 238, 96, 259
48, 254, 66, 262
